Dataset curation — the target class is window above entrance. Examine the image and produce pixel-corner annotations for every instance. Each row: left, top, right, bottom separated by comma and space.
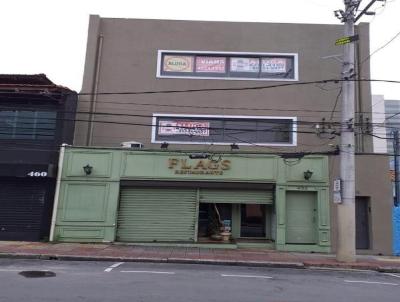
152, 114, 297, 146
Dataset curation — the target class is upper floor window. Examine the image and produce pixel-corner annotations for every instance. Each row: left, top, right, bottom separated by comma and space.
152, 114, 297, 146
157, 50, 298, 81
0, 110, 57, 140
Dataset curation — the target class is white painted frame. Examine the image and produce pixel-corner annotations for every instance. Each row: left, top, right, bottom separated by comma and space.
156, 50, 299, 82
151, 113, 297, 147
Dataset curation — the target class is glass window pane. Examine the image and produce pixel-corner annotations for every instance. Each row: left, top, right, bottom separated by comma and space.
0, 111, 16, 138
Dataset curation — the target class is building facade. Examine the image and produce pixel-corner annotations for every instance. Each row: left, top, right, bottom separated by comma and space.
0, 74, 77, 241
53, 16, 392, 254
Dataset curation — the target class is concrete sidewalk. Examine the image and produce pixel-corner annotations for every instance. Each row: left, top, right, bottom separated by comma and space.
1, 241, 400, 272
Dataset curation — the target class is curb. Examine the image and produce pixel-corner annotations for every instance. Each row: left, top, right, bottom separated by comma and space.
1, 252, 399, 273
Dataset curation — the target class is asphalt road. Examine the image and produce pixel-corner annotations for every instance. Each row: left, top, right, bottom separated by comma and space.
0, 259, 399, 302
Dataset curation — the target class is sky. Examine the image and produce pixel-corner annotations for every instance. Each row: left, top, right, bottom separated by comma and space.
1, 0, 399, 100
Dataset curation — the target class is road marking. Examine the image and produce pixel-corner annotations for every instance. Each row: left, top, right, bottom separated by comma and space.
120, 270, 175, 275
344, 280, 398, 286
384, 273, 400, 279
104, 262, 124, 272
221, 274, 273, 279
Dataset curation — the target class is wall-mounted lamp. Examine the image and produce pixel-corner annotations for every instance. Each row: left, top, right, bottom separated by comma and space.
303, 170, 313, 180
83, 164, 93, 175
230, 143, 239, 150
161, 142, 169, 150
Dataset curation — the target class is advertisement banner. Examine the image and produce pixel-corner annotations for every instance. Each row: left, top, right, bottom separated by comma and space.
230, 57, 259, 73
261, 58, 287, 73
163, 55, 194, 73
158, 120, 210, 136
195, 57, 226, 73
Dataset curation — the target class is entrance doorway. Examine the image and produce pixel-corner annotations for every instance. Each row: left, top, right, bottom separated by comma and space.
286, 191, 317, 244
356, 197, 370, 249
240, 204, 266, 237
198, 203, 232, 239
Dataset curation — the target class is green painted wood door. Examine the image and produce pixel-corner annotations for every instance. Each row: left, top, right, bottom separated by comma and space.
117, 187, 197, 242
285, 192, 317, 244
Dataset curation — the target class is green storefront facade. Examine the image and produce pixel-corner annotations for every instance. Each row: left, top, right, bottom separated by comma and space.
52, 147, 331, 252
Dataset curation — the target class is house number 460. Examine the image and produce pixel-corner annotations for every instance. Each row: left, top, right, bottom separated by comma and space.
27, 171, 48, 177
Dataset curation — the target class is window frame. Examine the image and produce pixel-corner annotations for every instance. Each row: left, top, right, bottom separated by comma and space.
0, 109, 57, 141
156, 50, 299, 81
151, 113, 297, 146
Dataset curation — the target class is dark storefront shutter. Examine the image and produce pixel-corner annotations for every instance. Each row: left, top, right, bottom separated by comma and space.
117, 187, 197, 242
199, 189, 273, 204
0, 179, 48, 241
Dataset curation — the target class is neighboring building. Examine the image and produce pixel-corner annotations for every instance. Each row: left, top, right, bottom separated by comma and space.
52, 16, 392, 254
371, 95, 388, 154
0, 74, 77, 241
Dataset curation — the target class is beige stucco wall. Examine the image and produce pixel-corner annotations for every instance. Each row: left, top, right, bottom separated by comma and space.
330, 155, 393, 255
76, 16, 372, 153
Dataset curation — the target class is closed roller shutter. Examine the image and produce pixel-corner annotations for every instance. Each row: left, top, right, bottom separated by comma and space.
117, 188, 197, 242
0, 179, 48, 241
199, 189, 273, 204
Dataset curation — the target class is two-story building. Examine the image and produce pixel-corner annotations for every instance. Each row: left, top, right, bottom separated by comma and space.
0, 74, 77, 241
51, 16, 392, 254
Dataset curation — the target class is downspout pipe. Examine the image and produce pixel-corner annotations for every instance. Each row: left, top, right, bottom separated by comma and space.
86, 34, 104, 146
49, 143, 67, 242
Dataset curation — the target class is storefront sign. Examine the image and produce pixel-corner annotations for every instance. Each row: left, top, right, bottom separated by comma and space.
163, 55, 194, 72
158, 120, 210, 136
261, 58, 287, 73
168, 158, 231, 175
230, 57, 259, 73
195, 57, 226, 73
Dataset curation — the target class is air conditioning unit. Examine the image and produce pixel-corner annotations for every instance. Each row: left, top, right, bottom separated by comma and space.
120, 141, 144, 149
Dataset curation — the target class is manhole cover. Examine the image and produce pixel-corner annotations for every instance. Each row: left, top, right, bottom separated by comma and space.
19, 271, 56, 278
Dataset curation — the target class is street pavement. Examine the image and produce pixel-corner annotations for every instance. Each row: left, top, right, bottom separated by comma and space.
0, 259, 400, 302
1, 241, 400, 272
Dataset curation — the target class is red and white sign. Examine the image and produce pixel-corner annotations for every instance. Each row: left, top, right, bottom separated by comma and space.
158, 120, 210, 136
261, 58, 287, 73
195, 57, 226, 73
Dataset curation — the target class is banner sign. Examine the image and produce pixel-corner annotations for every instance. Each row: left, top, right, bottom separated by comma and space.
163, 55, 194, 72
230, 57, 259, 73
261, 58, 287, 73
158, 120, 210, 136
195, 57, 226, 73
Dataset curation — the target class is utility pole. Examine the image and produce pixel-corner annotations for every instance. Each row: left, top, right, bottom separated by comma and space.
336, 0, 358, 263
334, 0, 384, 262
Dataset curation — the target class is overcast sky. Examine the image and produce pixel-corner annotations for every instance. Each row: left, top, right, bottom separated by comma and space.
1, 0, 399, 100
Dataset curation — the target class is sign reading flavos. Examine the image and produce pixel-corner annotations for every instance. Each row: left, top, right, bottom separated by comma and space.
168, 158, 231, 175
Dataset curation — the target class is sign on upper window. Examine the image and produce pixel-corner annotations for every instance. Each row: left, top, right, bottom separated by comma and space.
157, 50, 298, 81
152, 114, 297, 146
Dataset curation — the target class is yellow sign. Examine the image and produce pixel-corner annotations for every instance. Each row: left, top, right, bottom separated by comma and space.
168, 158, 231, 175
335, 35, 359, 46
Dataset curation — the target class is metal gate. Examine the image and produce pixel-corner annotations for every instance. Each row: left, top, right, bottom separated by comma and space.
0, 178, 52, 241
117, 187, 197, 242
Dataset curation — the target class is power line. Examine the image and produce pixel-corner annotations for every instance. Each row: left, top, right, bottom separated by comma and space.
360, 28, 400, 65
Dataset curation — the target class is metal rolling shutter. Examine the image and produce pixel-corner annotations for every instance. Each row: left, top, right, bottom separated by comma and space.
117, 188, 197, 242
199, 189, 273, 204
0, 179, 47, 241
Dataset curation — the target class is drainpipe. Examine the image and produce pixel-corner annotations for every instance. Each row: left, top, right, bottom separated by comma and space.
86, 34, 104, 146
49, 143, 67, 242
